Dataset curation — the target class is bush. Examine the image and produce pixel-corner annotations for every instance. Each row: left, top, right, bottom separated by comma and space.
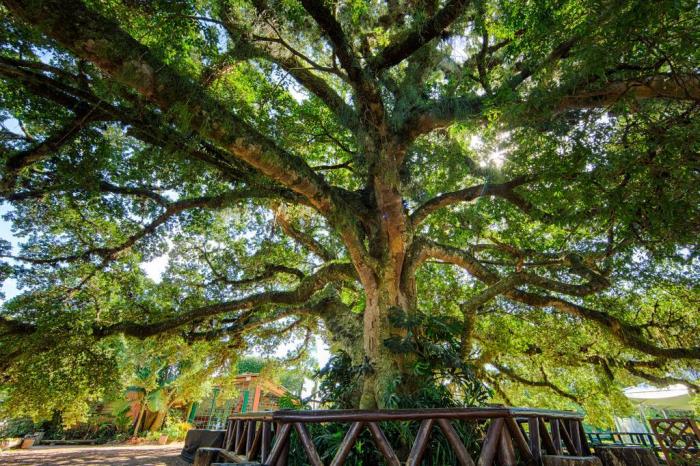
0, 418, 35, 439
162, 421, 192, 441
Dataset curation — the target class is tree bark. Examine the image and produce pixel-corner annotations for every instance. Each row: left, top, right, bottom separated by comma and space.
358, 264, 418, 408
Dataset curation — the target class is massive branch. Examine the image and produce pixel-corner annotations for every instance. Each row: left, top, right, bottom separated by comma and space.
410, 176, 536, 225
215, 8, 359, 131
1, 262, 355, 340
401, 73, 700, 141
4, 189, 277, 265
95, 261, 355, 338
368, 0, 471, 71
413, 240, 700, 360
2, 0, 345, 218
555, 74, 700, 111
0, 56, 260, 185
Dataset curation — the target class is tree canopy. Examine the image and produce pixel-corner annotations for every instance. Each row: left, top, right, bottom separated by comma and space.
0, 0, 698, 419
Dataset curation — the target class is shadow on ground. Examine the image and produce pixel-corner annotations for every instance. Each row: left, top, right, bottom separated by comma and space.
0, 443, 189, 465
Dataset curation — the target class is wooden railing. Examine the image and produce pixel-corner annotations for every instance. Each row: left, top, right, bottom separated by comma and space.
649, 418, 700, 466
585, 431, 663, 461
195, 406, 591, 465
585, 431, 657, 448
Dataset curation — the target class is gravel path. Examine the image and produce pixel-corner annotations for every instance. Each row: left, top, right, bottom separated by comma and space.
0, 443, 189, 465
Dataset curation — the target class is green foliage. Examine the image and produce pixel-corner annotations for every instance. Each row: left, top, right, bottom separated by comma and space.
0, 337, 122, 426
288, 347, 487, 465
0, 0, 698, 423
0, 418, 34, 439
383, 307, 491, 408
236, 355, 314, 396
316, 352, 366, 410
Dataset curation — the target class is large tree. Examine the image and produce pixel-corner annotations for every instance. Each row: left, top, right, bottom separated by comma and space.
0, 0, 698, 412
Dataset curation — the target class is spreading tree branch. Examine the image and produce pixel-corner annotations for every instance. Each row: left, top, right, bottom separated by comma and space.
1, 110, 101, 194
493, 363, 579, 402
4, 189, 277, 265
2, 0, 344, 217
410, 176, 537, 224
299, 0, 384, 123
298, 0, 361, 84
413, 239, 700, 360
368, 0, 471, 71
0, 56, 259, 184
93, 262, 355, 338
554, 74, 700, 112
274, 207, 336, 261
201, 248, 305, 287
215, 8, 359, 131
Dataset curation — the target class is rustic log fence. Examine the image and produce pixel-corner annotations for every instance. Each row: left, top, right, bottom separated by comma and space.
193, 406, 592, 465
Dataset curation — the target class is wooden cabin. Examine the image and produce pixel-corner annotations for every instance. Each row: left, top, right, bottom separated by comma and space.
187, 373, 289, 429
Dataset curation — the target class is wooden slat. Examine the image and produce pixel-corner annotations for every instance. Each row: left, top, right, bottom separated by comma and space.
275, 422, 289, 466
497, 425, 517, 466
247, 421, 262, 461
217, 449, 248, 463
223, 420, 233, 451
234, 420, 241, 451
568, 419, 582, 455
294, 422, 323, 466
330, 421, 364, 466
367, 422, 401, 466
505, 417, 533, 462
538, 417, 557, 455
558, 419, 578, 456
261, 421, 272, 463
477, 418, 503, 466
275, 440, 289, 466
436, 418, 475, 466
246, 420, 256, 455
235, 420, 248, 454
550, 417, 562, 454
406, 419, 434, 466
265, 423, 291, 466
528, 417, 541, 464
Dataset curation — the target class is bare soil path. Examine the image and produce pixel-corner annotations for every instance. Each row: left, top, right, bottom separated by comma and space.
0, 443, 189, 465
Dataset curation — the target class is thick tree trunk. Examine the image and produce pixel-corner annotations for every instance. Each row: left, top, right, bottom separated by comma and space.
357, 142, 418, 409
359, 270, 417, 409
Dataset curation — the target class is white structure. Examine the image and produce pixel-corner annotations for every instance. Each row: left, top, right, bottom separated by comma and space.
625, 384, 693, 412
615, 384, 694, 433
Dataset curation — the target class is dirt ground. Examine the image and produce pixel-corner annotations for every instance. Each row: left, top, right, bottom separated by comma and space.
0, 443, 190, 465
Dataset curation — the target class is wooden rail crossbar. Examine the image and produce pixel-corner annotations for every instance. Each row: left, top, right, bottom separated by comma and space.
193, 407, 591, 465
